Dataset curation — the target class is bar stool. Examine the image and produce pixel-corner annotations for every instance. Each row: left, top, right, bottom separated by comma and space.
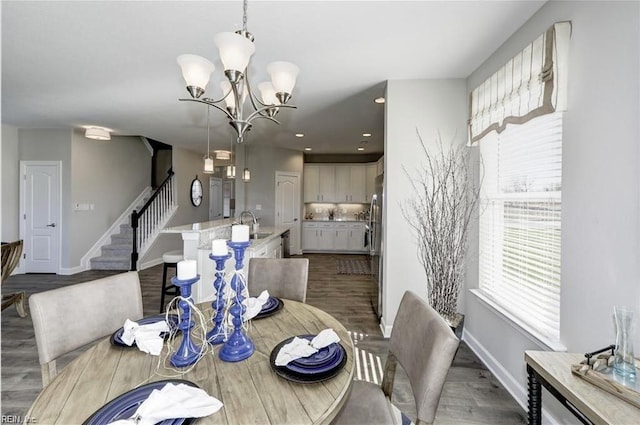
160, 250, 183, 312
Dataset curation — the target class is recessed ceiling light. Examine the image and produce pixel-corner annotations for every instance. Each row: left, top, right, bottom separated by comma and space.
357, 147, 365, 151
374, 97, 385, 104
362, 133, 371, 137
304, 147, 312, 151
295, 133, 304, 138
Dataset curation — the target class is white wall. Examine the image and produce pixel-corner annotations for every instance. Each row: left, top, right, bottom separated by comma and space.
1, 125, 20, 241
69, 130, 151, 267
244, 144, 304, 226
382, 79, 468, 335
464, 1, 640, 422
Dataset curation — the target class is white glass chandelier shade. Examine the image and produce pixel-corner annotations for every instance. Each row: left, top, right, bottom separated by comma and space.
177, 54, 215, 95
214, 32, 255, 73
203, 157, 214, 173
266, 61, 299, 95
258, 82, 280, 106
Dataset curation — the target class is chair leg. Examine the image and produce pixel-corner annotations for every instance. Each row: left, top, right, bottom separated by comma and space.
160, 263, 169, 313
41, 361, 57, 388
15, 291, 27, 317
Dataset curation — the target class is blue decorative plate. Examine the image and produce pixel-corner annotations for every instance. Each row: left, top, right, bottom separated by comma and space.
110, 314, 179, 347
270, 335, 347, 383
290, 335, 340, 368
253, 297, 283, 320
82, 379, 198, 425
261, 296, 278, 312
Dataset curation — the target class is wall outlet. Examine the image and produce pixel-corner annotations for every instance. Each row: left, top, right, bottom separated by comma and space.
256, 204, 262, 210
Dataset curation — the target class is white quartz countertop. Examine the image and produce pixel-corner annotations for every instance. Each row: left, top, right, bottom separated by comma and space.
161, 218, 236, 234
303, 219, 367, 223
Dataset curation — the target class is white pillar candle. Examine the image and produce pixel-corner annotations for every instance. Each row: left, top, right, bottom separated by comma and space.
177, 259, 197, 280
231, 224, 250, 242
211, 239, 228, 256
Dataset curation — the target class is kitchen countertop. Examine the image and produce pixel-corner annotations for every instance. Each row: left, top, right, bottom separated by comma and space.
303, 219, 367, 223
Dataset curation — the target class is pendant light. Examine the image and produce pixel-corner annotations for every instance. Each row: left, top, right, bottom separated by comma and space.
203, 107, 214, 173
242, 140, 250, 183
226, 134, 236, 178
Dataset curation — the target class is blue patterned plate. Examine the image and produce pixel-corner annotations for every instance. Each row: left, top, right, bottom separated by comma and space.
82, 379, 197, 425
110, 314, 179, 347
270, 337, 348, 383
290, 335, 340, 368
253, 297, 284, 320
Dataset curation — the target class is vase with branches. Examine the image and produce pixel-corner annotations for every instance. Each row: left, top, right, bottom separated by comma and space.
402, 132, 481, 329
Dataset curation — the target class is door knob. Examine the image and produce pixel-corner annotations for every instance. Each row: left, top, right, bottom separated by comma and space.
46, 223, 56, 227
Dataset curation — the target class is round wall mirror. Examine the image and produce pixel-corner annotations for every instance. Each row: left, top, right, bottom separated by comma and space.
190, 176, 203, 207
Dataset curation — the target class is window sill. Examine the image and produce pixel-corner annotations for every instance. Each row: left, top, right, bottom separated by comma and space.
470, 289, 567, 352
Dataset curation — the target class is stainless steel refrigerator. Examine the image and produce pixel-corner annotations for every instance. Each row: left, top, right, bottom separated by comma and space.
368, 174, 384, 319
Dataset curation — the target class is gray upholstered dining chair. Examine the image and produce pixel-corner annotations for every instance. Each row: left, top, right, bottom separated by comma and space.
247, 258, 309, 303
332, 290, 459, 425
29, 271, 144, 387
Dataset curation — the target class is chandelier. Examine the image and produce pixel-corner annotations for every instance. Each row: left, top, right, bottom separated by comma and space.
177, 0, 299, 144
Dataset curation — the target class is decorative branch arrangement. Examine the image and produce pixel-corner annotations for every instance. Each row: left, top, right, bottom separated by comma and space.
402, 132, 481, 326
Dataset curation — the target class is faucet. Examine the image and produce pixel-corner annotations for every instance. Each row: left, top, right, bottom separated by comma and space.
239, 210, 259, 235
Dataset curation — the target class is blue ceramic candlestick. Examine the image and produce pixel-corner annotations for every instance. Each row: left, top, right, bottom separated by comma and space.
219, 240, 254, 362
207, 252, 232, 344
170, 275, 202, 368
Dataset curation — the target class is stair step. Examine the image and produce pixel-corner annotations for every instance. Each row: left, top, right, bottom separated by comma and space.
111, 233, 133, 244
101, 244, 131, 257
90, 256, 130, 271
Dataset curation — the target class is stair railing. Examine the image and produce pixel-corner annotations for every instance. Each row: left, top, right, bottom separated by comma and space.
130, 170, 175, 270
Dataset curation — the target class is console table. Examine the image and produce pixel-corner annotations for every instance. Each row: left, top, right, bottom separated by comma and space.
525, 350, 640, 425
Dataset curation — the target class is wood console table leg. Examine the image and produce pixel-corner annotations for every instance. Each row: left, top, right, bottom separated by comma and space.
527, 364, 542, 425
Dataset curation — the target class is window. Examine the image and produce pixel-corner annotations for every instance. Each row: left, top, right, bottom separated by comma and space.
478, 112, 562, 344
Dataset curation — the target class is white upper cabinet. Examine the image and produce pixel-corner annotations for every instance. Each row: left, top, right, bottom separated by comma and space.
334, 165, 366, 203
365, 163, 377, 202
304, 165, 336, 202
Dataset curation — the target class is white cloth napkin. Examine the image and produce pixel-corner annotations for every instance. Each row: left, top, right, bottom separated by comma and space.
108, 383, 223, 425
275, 328, 340, 366
120, 319, 170, 356
242, 290, 270, 321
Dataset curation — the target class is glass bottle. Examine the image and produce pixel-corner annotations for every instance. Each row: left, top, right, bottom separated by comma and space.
613, 306, 636, 381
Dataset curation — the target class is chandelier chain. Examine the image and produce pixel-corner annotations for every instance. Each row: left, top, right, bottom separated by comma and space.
242, 0, 248, 33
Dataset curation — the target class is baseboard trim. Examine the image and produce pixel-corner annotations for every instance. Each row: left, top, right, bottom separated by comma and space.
379, 315, 392, 338
463, 330, 559, 424
59, 265, 87, 275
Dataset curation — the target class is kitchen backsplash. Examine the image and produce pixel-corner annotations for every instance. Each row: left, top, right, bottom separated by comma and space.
304, 203, 369, 221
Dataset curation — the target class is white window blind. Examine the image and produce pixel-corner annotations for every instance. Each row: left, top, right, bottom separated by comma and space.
479, 112, 562, 344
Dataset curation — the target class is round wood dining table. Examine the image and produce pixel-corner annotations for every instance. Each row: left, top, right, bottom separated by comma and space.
26, 300, 355, 425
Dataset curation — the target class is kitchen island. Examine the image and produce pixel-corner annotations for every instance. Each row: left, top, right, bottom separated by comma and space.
162, 219, 291, 303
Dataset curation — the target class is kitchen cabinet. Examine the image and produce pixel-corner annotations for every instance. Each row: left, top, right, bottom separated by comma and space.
365, 163, 377, 202
303, 165, 335, 202
335, 165, 366, 203
303, 221, 366, 253
302, 222, 334, 250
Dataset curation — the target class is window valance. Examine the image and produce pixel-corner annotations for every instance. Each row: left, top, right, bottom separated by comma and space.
469, 21, 571, 144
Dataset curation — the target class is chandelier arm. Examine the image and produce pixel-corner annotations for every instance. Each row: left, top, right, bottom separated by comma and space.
245, 103, 297, 123
243, 67, 269, 113
178, 98, 235, 121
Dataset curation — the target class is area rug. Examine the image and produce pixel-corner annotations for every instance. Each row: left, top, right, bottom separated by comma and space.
336, 259, 372, 275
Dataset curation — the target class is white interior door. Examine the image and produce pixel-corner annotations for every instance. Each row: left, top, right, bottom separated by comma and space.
275, 171, 301, 255
209, 177, 223, 221
21, 161, 61, 273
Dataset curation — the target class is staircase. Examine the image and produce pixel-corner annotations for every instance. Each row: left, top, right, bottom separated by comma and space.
89, 223, 136, 270
89, 170, 177, 271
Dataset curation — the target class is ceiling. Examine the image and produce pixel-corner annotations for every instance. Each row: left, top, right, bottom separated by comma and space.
1, 1, 545, 156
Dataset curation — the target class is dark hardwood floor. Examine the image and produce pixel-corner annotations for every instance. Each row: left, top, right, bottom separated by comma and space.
1, 253, 525, 423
